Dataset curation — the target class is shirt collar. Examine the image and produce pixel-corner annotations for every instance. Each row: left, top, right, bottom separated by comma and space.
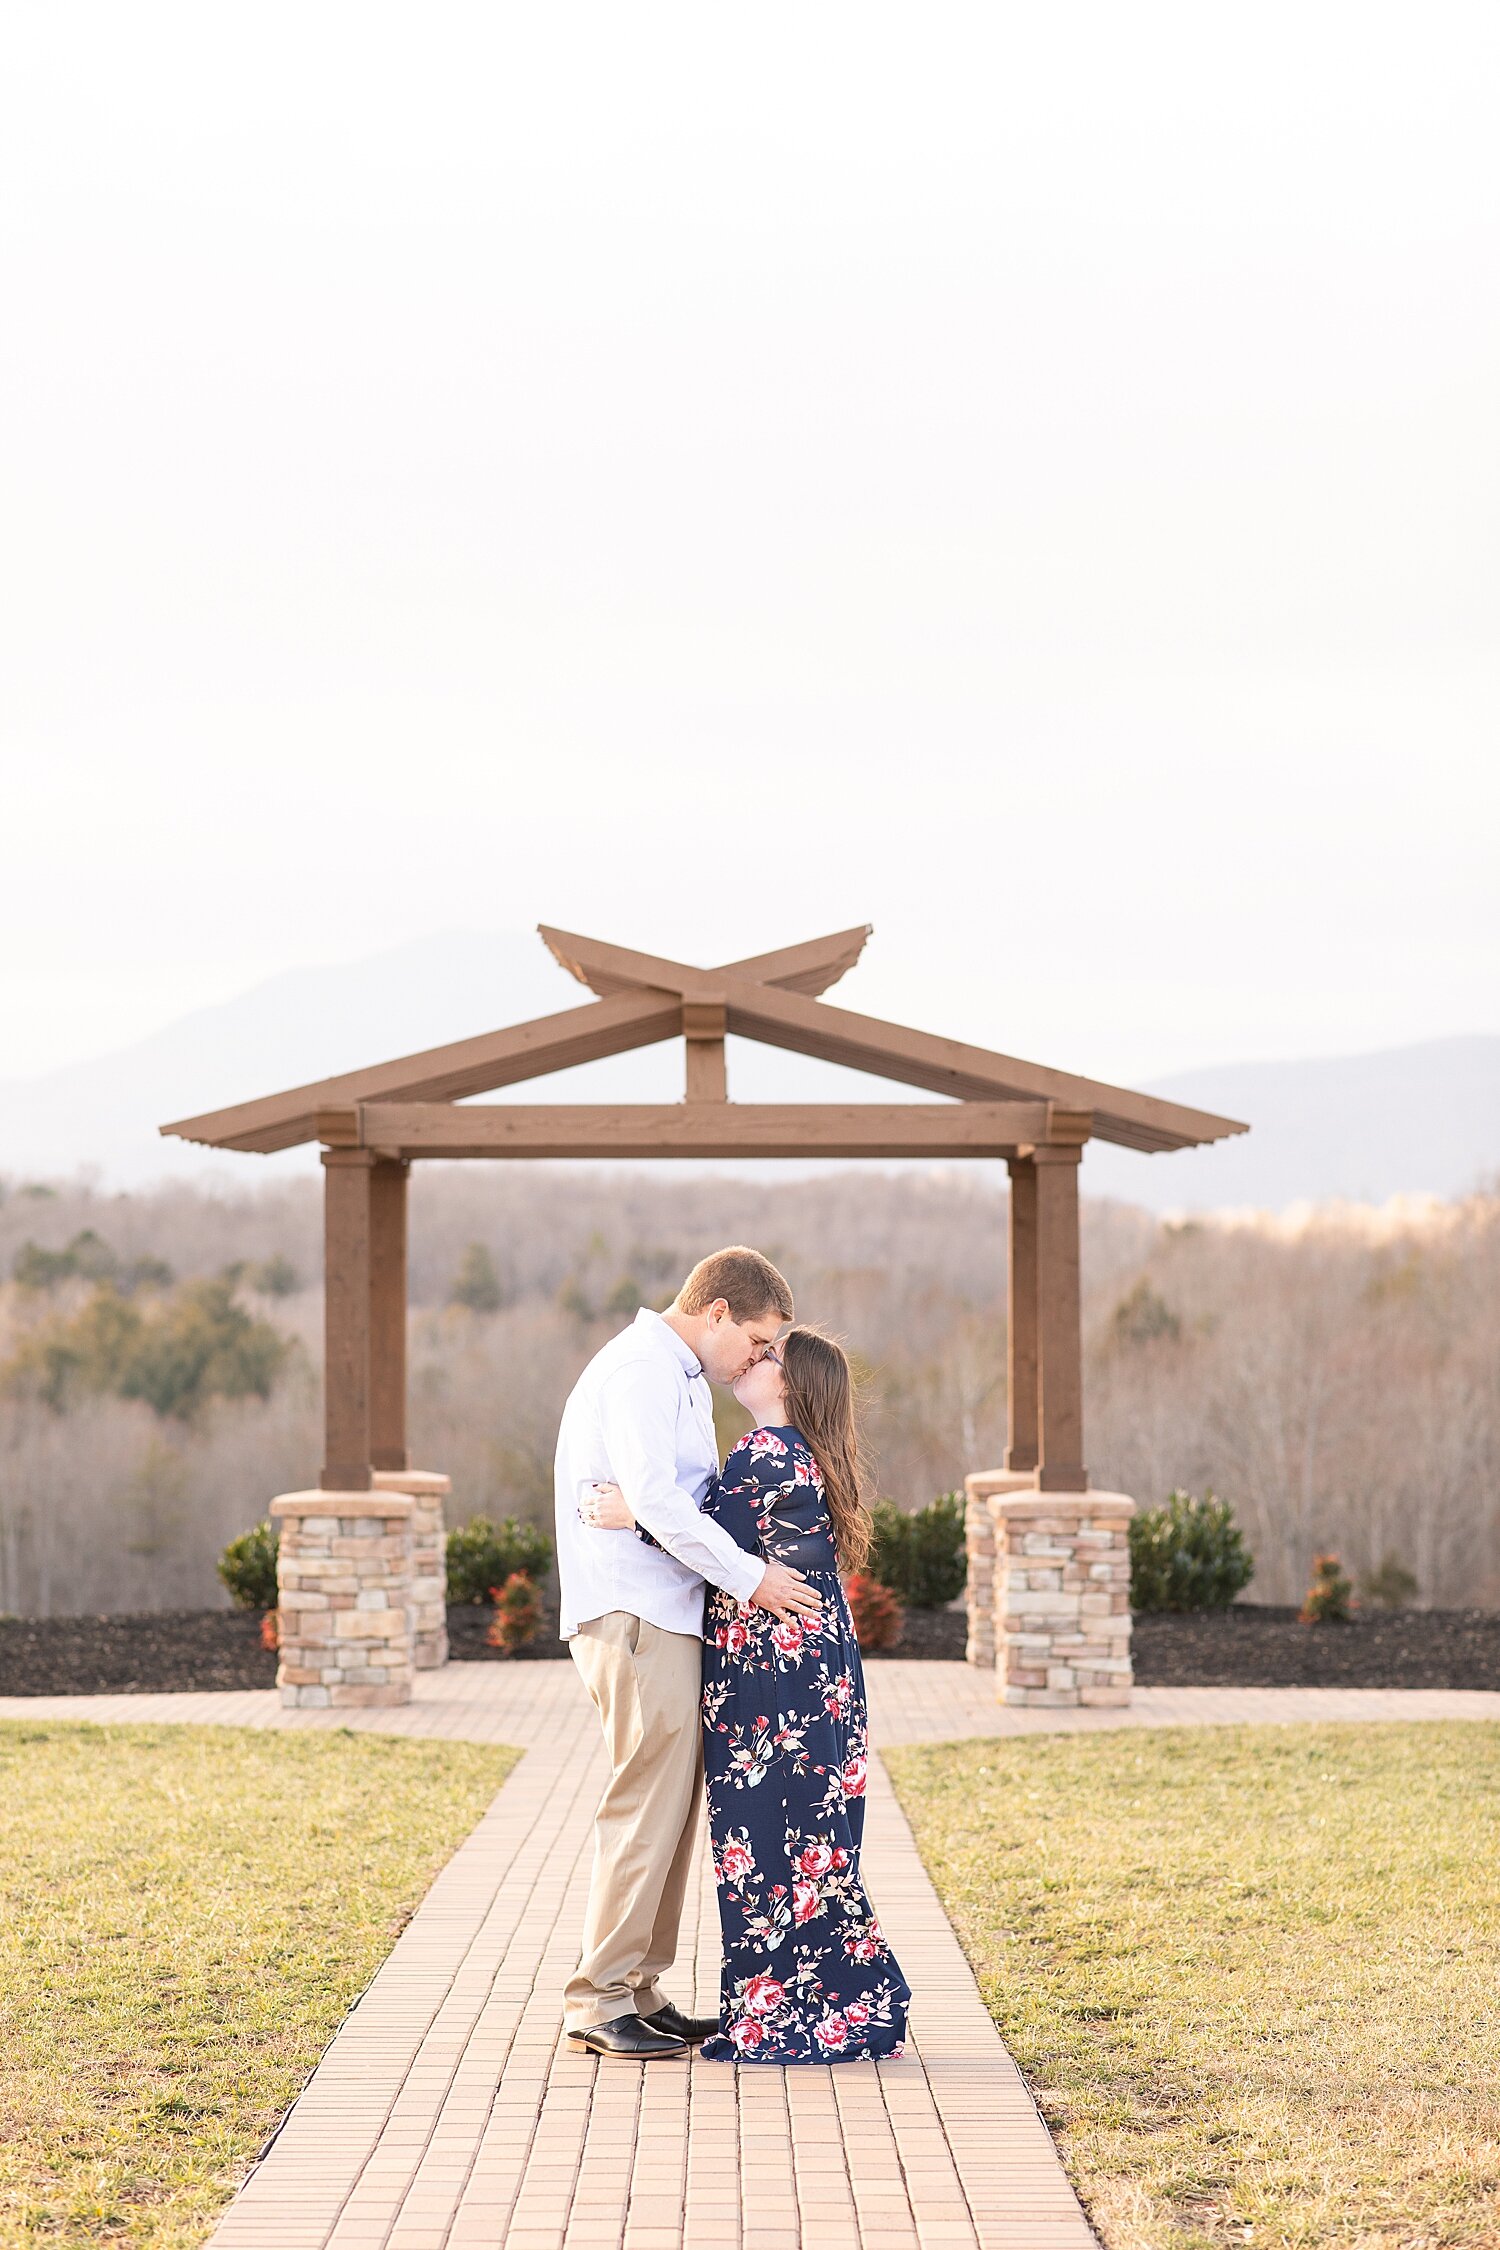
634, 1304, 703, 1379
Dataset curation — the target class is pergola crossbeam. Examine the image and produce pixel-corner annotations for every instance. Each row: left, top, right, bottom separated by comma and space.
538, 926, 1246, 1154
350, 1100, 1060, 1162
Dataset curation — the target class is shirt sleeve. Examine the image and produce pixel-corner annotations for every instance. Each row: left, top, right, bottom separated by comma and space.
595, 1363, 766, 1606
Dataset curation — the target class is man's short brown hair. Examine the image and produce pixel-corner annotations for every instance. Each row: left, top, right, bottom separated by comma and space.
677, 1246, 793, 1324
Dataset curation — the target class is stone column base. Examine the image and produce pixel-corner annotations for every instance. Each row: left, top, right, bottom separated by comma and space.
962, 1469, 1038, 1667
992, 1489, 1135, 1707
373, 1469, 450, 1668
271, 1489, 415, 1708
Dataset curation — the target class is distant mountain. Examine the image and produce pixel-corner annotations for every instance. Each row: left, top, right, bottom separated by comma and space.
1083, 1035, 1500, 1212
0, 929, 923, 1187
1, 933, 1495, 1209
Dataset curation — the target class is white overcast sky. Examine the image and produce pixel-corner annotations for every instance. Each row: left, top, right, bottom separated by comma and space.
2, 2, 1496, 1092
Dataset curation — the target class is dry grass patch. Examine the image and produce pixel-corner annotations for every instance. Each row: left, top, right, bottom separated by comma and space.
887, 1721, 1500, 2250
0, 1721, 519, 2247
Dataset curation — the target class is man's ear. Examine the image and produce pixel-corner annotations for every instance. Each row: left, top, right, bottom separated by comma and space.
705, 1298, 731, 1329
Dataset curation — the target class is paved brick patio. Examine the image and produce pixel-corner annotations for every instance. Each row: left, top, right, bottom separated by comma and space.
5, 1664, 1497, 2249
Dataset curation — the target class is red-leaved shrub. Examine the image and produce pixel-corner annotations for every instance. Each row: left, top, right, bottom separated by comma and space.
259, 1610, 279, 1652
486, 1571, 542, 1654
844, 1571, 904, 1650
1299, 1552, 1357, 1624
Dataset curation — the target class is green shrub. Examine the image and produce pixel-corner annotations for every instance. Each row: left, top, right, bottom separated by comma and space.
868, 1491, 967, 1609
218, 1520, 280, 1610
1128, 1489, 1255, 1613
446, 1514, 554, 1605
1359, 1551, 1419, 1610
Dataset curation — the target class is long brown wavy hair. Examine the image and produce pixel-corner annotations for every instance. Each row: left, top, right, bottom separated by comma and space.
779, 1326, 873, 1574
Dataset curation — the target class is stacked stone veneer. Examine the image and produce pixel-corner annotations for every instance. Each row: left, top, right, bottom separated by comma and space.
965, 1470, 1135, 1707
374, 1469, 450, 1669
271, 1490, 415, 1709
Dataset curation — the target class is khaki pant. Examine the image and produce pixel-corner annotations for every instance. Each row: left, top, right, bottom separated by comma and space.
565, 1611, 705, 2033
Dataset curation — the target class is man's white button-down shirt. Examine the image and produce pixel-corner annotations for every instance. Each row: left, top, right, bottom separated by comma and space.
554, 1307, 767, 1639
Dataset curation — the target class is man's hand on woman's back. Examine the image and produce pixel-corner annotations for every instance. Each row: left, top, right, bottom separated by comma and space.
750, 1561, 823, 1620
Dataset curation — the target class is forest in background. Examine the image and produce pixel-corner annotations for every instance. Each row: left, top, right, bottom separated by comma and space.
1, 1165, 1496, 1617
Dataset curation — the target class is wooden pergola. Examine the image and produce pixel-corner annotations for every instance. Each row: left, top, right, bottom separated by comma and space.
161, 925, 1246, 1495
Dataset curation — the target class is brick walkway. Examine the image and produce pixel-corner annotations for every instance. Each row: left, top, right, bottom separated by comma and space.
6, 1665, 1497, 2250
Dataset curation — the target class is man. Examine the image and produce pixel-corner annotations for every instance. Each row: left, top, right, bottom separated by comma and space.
555, 1244, 823, 2059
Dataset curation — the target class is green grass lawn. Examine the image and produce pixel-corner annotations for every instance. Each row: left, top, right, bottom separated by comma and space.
0, 1721, 520, 2249
887, 1721, 1500, 2250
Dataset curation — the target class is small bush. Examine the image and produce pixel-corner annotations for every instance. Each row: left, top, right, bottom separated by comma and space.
1301, 1552, 1357, 1624
446, 1514, 554, 1605
486, 1571, 542, 1653
1111, 1276, 1182, 1346
1129, 1489, 1254, 1613
868, 1491, 967, 1608
218, 1520, 280, 1611
845, 1571, 904, 1650
250, 1255, 300, 1298
259, 1610, 279, 1651
450, 1244, 503, 1314
1359, 1552, 1419, 1610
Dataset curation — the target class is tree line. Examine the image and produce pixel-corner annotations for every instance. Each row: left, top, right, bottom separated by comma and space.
1, 1165, 1495, 1617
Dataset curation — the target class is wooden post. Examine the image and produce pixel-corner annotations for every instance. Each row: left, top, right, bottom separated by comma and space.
682, 998, 728, 1104
1034, 1144, 1087, 1491
321, 1148, 376, 1491
368, 1157, 409, 1473
1004, 1155, 1039, 1474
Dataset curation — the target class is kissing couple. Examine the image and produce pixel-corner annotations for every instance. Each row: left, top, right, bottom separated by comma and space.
554, 1244, 911, 2063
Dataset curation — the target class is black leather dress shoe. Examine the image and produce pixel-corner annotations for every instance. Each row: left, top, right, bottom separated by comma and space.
568, 2013, 687, 2059
640, 2002, 718, 2045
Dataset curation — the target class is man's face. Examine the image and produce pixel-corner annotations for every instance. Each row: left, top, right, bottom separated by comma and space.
697, 1300, 784, 1385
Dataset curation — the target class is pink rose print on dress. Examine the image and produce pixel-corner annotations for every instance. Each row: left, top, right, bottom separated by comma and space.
792, 1880, 822, 1925
693, 1425, 910, 2065
718, 1834, 755, 1883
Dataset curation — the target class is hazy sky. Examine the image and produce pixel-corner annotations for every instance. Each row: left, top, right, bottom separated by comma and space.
3, 3, 1496, 1093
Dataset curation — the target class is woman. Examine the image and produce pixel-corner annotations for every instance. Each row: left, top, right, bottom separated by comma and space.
584, 1326, 910, 2063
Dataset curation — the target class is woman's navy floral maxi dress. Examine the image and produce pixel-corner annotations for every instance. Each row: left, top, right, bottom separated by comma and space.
688, 1425, 910, 2063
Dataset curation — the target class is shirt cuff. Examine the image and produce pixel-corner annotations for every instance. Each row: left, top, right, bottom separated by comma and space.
725, 1550, 765, 1607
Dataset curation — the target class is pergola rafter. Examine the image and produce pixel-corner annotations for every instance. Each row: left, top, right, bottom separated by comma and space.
160, 924, 1246, 1499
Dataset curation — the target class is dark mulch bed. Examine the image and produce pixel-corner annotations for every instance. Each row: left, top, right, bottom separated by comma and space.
0, 1605, 573, 1697
3, 1601, 1499, 1697
1131, 1602, 1500, 1691
0, 1608, 280, 1697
